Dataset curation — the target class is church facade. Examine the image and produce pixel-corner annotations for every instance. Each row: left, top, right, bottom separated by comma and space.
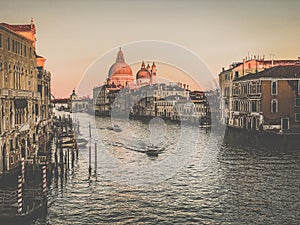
93, 48, 159, 116
93, 48, 210, 123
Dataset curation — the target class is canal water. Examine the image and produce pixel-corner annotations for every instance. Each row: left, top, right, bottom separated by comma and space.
33, 113, 299, 224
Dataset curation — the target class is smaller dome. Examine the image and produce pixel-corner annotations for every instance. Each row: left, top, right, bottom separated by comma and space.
136, 68, 151, 80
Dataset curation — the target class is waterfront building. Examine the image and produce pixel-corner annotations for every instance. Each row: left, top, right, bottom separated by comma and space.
129, 83, 188, 118
94, 49, 158, 116
94, 49, 134, 115
0, 20, 52, 175
189, 91, 209, 124
69, 89, 92, 113
231, 65, 300, 133
219, 56, 300, 125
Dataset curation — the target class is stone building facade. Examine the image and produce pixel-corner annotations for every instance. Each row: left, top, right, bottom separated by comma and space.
0, 20, 52, 175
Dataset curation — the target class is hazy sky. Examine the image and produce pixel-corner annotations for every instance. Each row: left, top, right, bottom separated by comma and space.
1, 0, 299, 97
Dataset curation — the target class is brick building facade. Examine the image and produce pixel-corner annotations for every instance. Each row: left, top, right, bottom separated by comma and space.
231, 65, 300, 133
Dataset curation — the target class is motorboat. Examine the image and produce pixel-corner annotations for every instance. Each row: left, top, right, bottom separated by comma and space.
113, 125, 121, 132
77, 138, 88, 147
145, 145, 161, 157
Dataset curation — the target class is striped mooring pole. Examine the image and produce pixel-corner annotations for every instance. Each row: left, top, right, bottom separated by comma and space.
21, 157, 25, 183
17, 175, 23, 214
42, 165, 47, 194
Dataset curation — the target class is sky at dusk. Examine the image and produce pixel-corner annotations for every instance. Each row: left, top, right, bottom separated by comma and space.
1, 0, 299, 97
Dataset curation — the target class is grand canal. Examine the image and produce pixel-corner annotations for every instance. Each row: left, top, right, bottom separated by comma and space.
32, 112, 299, 224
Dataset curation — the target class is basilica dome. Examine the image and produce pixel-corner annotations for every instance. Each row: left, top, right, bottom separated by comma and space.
108, 62, 133, 79
107, 48, 134, 86
136, 62, 151, 80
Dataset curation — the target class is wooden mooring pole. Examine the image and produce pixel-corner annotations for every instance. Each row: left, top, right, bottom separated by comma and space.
89, 122, 92, 175
21, 157, 25, 183
67, 148, 70, 169
94, 142, 97, 175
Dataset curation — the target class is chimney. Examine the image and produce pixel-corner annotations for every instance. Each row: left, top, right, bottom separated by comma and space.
222, 67, 225, 72
298, 57, 300, 62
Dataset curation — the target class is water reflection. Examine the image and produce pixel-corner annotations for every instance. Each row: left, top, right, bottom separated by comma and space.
28, 113, 300, 224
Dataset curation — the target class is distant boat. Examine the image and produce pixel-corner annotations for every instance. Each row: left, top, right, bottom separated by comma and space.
77, 138, 88, 147
61, 138, 88, 148
145, 145, 161, 157
113, 125, 121, 132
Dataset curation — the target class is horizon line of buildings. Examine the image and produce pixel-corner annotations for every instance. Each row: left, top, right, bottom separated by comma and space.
64, 48, 218, 123
88, 49, 218, 123
66, 49, 300, 136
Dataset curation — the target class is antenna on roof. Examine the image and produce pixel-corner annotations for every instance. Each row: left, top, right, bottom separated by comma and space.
270, 53, 275, 67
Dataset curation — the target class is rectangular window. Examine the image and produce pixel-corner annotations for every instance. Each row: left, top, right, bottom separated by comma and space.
24, 45, 27, 57
0, 33, 2, 48
281, 118, 289, 130
295, 113, 300, 122
298, 81, 300, 95
252, 101, 257, 112
271, 99, 278, 113
296, 98, 300, 106
7, 37, 10, 51
271, 81, 277, 95
235, 71, 239, 79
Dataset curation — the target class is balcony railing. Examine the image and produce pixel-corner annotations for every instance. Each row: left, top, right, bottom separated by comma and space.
0, 88, 40, 99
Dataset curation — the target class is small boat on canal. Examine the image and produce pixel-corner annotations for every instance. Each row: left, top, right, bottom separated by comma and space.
113, 125, 122, 132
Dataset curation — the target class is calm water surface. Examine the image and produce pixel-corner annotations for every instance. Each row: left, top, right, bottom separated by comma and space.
33, 113, 299, 224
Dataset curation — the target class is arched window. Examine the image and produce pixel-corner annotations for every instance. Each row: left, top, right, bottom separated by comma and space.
271, 99, 278, 113
271, 81, 277, 95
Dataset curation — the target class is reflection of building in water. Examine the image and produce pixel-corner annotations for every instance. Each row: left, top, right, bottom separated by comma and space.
0, 19, 52, 175
93, 48, 212, 123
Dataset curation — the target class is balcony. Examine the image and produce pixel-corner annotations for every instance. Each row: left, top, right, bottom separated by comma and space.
0, 89, 9, 96
0, 89, 40, 99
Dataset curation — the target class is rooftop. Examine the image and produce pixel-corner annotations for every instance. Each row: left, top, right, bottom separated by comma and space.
0, 23, 33, 32
234, 65, 300, 81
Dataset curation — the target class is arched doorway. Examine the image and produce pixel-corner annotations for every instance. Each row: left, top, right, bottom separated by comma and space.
252, 117, 257, 130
